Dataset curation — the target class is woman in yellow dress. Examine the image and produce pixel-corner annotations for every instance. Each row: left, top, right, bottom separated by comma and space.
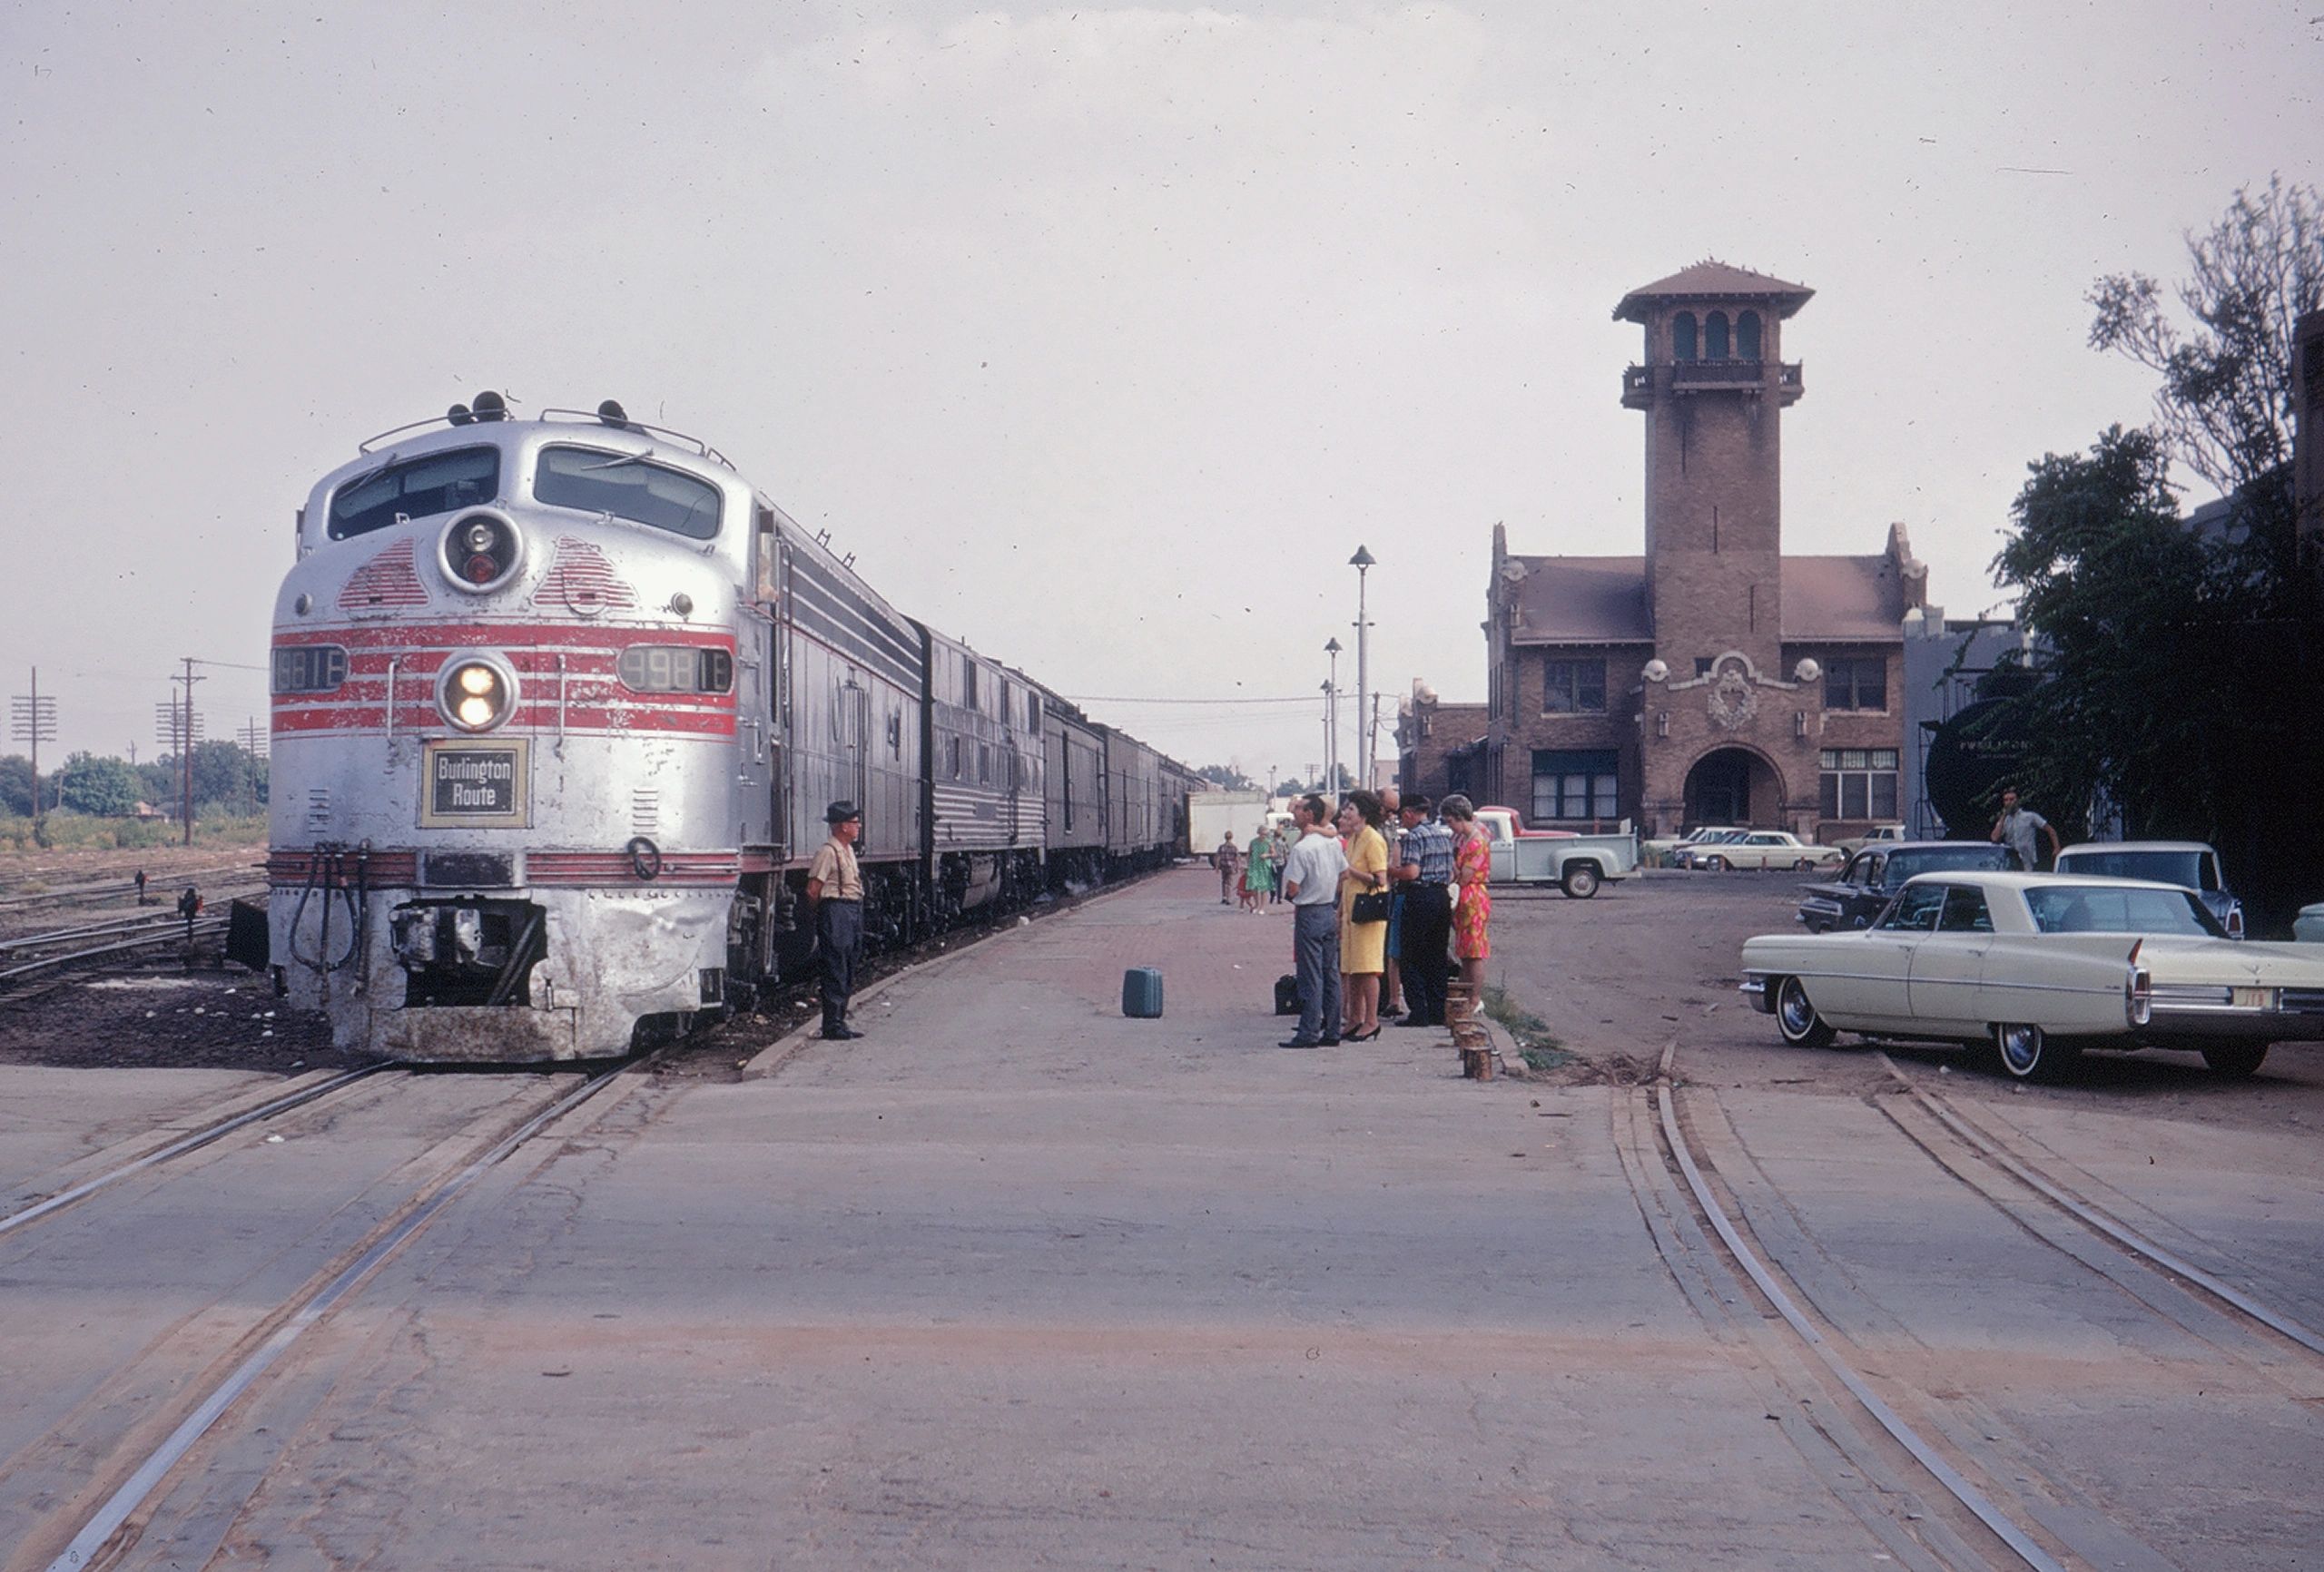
1335, 790, 1390, 1040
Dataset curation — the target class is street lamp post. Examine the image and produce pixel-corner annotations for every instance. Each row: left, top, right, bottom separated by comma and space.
1349, 545, 1375, 790
1323, 637, 1343, 791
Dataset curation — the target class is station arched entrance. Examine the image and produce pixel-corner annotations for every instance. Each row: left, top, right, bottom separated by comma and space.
1684, 747, 1785, 828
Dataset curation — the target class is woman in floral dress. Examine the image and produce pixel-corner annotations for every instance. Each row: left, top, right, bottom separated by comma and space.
1442, 794, 1492, 988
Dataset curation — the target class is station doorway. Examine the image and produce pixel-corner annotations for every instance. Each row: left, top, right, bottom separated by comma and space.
1684, 747, 1782, 828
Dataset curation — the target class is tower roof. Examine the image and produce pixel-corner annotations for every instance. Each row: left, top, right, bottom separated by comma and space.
1613, 260, 1814, 322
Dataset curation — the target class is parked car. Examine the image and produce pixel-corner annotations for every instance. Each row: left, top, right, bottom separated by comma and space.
1834, 823, 1908, 857
1643, 825, 1738, 865
1472, 806, 1639, 899
1795, 841, 2023, 932
1740, 870, 2324, 1081
1669, 829, 1751, 869
2053, 840, 2244, 939
1680, 830, 1843, 873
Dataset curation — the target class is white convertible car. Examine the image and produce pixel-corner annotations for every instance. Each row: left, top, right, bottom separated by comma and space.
1739, 871, 2324, 1081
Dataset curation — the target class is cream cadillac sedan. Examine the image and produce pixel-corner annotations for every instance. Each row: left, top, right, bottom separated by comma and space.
1739, 871, 2324, 1081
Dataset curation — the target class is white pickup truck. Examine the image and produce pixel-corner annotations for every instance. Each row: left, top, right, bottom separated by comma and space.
1472, 807, 1640, 899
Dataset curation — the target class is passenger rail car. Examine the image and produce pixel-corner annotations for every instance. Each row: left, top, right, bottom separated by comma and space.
268, 396, 1192, 1063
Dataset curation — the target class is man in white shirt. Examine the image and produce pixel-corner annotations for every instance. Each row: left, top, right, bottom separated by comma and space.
1989, 786, 2060, 871
1279, 793, 1349, 1047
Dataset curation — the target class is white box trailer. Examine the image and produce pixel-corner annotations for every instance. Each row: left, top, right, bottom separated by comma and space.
1187, 791, 1270, 860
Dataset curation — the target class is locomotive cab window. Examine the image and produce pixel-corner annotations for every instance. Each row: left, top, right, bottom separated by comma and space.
329, 447, 499, 539
535, 446, 724, 540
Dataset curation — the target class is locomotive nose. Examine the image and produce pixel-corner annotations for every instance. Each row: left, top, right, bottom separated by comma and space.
438, 507, 525, 593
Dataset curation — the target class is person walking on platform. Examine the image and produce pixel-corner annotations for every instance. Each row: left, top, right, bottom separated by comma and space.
1278, 794, 1347, 1048
807, 801, 866, 1040
1442, 794, 1492, 991
1240, 825, 1275, 911
1266, 827, 1289, 905
1335, 790, 1390, 1041
1215, 831, 1241, 904
1391, 793, 1455, 1027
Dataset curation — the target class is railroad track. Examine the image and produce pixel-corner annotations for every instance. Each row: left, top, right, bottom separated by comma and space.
1626, 1039, 2324, 1572
0, 1056, 651, 1571
0, 863, 260, 917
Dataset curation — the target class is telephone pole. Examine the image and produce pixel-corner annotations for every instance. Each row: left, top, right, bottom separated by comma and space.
238, 716, 267, 815
10, 669, 58, 826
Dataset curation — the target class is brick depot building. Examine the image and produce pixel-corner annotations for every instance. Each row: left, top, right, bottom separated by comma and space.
1462, 261, 1924, 840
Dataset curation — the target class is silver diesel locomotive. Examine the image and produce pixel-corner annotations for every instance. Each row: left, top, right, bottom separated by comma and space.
269, 397, 1191, 1062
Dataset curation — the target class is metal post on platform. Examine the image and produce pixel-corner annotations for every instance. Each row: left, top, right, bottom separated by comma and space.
1323, 637, 1342, 791
1349, 545, 1374, 790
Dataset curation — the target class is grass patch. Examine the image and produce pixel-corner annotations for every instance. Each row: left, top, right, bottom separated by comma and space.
0, 812, 267, 855
1482, 985, 1572, 1071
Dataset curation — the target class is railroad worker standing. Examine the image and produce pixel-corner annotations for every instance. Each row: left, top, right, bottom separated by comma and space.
1989, 785, 2060, 872
1391, 794, 1455, 1028
1216, 830, 1241, 905
807, 801, 866, 1041
1278, 794, 1347, 1048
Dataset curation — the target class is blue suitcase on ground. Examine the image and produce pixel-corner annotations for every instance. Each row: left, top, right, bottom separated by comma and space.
1121, 967, 1165, 1018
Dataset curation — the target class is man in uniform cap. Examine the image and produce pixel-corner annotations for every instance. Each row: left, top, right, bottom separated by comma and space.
807, 801, 866, 1040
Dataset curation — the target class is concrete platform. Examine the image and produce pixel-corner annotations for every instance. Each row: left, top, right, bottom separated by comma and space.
94, 868, 1936, 1570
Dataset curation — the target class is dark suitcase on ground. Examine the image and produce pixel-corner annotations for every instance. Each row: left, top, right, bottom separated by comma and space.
1274, 974, 1301, 1016
1121, 967, 1165, 1018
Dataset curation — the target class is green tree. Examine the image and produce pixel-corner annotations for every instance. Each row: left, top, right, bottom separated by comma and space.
1991, 427, 2312, 924
0, 755, 34, 816
56, 752, 143, 817
2088, 174, 2322, 597
1196, 763, 1256, 792
188, 739, 264, 810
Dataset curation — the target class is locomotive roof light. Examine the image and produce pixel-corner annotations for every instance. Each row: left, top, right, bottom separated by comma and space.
472, 389, 508, 422
447, 403, 473, 427
597, 399, 629, 427
437, 507, 526, 594
437, 653, 517, 732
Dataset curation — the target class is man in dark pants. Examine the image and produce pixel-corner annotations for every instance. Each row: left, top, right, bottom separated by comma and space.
1391, 794, 1455, 1027
807, 801, 865, 1040
1278, 793, 1347, 1048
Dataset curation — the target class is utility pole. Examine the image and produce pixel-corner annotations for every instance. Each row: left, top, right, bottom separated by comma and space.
10, 669, 58, 827
238, 716, 267, 816
1323, 637, 1343, 793
162, 663, 206, 845
1348, 545, 1374, 790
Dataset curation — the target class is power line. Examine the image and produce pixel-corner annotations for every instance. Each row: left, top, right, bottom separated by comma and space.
1061, 693, 1319, 706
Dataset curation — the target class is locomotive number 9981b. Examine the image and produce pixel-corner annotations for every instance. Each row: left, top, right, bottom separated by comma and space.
267, 396, 1194, 1063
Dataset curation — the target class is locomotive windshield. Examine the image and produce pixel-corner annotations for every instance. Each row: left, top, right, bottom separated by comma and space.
535, 446, 723, 539
328, 447, 500, 539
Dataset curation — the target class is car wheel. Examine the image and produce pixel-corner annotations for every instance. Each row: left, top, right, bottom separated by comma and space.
1775, 977, 1837, 1049
2200, 1042, 2270, 1077
1703, 855, 1728, 872
1992, 1022, 2079, 1083
1793, 857, 1815, 870
1561, 863, 1600, 899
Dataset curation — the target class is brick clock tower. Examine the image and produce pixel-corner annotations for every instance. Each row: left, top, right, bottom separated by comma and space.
1477, 260, 1922, 841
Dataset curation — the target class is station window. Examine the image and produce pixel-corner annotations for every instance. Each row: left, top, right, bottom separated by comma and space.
1824, 657, 1886, 711
963, 661, 980, 712
950, 735, 962, 779
1706, 311, 1730, 359
1531, 749, 1619, 822
1672, 312, 1698, 361
1738, 310, 1762, 361
980, 742, 991, 783
1818, 749, 1899, 820
1541, 658, 1607, 714
1694, 656, 1714, 678
1028, 692, 1040, 732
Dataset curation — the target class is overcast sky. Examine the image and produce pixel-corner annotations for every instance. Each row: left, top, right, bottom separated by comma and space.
3, 2, 2316, 785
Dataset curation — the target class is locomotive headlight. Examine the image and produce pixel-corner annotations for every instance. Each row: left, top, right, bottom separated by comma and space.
438, 656, 515, 732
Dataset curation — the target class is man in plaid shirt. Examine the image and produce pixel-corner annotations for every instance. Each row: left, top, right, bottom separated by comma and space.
1391, 794, 1456, 1027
